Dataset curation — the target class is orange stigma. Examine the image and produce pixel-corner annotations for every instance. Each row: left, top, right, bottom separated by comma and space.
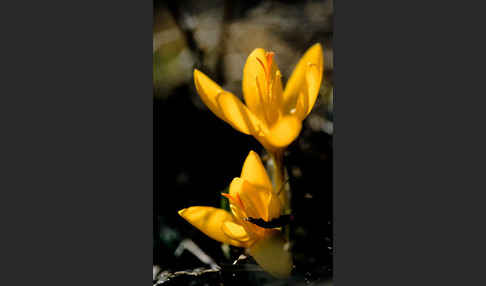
221, 192, 246, 211
265, 52, 274, 75
255, 51, 274, 83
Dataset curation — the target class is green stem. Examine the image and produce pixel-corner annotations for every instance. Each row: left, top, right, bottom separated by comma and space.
270, 150, 291, 244
271, 150, 290, 215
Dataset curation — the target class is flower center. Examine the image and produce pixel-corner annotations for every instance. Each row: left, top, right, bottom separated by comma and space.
221, 192, 267, 238
221, 192, 246, 213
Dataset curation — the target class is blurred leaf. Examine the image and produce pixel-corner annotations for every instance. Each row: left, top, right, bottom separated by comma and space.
219, 186, 230, 211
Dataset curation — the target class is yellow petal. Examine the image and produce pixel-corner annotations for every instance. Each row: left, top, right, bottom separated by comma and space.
240, 151, 273, 191
222, 221, 252, 244
236, 178, 280, 222
178, 206, 246, 247
242, 48, 268, 119
228, 177, 244, 198
270, 68, 284, 117
267, 191, 282, 221
193, 69, 265, 136
242, 49, 285, 121
228, 178, 262, 219
264, 115, 302, 148
193, 69, 226, 120
283, 43, 324, 119
249, 231, 293, 278
304, 62, 322, 118
216, 91, 265, 136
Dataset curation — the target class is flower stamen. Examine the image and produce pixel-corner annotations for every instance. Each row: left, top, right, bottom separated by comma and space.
265, 52, 274, 78
222, 192, 246, 213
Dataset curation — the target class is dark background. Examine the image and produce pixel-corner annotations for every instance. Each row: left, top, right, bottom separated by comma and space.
154, 0, 333, 284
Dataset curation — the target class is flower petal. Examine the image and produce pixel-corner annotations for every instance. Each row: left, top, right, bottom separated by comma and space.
228, 178, 262, 219
249, 231, 293, 278
242, 48, 268, 119
193, 69, 227, 120
242, 49, 285, 122
283, 43, 324, 119
267, 192, 282, 221
178, 206, 246, 247
304, 62, 322, 118
216, 91, 265, 136
194, 70, 265, 136
232, 177, 281, 222
270, 68, 284, 117
264, 115, 302, 148
240, 151, 273, 191
222, 221, 252, 243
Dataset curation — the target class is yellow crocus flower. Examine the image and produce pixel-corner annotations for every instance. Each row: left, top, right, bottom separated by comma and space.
193, 43, 324, 152
178, 151, 292, 278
